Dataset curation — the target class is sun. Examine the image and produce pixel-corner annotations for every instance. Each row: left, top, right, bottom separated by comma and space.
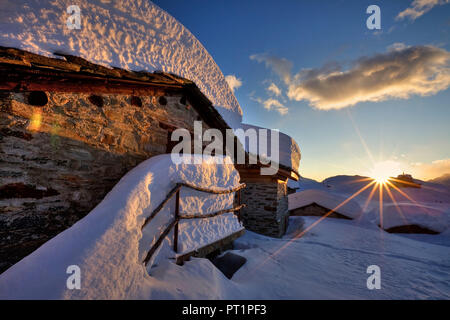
369, 161, 400, 184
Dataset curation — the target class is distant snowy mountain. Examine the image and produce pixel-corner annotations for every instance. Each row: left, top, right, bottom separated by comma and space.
320, 174, 450, 212
292, 174, 450, 206
289, 175, 327, 192
429, 173, 450, 188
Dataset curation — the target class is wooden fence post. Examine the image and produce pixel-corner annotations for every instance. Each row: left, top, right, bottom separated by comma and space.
173, 188, 180, 253
237, 189, 241, 223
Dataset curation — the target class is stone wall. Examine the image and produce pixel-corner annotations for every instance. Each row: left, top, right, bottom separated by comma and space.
290, 203, 352, 220
240, 179, 289, 238
0, 90, 210, 272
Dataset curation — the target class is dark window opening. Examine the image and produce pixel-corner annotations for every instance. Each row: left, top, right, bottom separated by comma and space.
88, 94, 103, 108
130, 96, 142, 107
158, 96, 167, 106
166, 129, 178, 153
27, 91, 48, 107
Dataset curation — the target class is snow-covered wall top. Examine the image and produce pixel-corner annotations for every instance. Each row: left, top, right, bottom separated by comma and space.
288, 189, 362, 219
0, 0, 242, 128
0, 154, 243, 299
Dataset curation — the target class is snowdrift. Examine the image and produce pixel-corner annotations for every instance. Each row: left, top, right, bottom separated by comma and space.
288, 189, 363, 219
0, 154, 243, 299
0, 0, 242, 128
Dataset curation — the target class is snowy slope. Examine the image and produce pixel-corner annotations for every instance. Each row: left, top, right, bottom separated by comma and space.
288, 189, 363, 219
0, 154, 242, 299
0, 0, 242, 128
290, 175, 328, 191
428, 174, 450, 188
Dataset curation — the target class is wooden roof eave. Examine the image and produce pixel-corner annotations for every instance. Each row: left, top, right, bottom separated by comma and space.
0, 46, 232, 132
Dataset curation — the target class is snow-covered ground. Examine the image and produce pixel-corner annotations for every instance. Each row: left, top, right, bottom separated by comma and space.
232, 217, 450, 299
1, 164, 449, 299
128, 216, 450, 299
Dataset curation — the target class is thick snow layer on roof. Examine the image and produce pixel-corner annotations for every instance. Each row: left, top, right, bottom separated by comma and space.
0, 0, 242, 128
239, 123, 301, 174
0, 154, 243, 299
363, 204, 450, 233
288, 189, 363, 219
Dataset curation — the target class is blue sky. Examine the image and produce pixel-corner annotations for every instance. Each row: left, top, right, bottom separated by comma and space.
154, 0, 450, 181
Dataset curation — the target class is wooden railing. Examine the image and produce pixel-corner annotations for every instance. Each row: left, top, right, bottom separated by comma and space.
142, 182, 246, 266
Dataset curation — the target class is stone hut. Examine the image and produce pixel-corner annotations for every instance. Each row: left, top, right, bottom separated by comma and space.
288, 189, 362, 220
0, 47, 231, 272
236, 124, 301, 238
238, 165, 299, 237
0, 47, 301, 272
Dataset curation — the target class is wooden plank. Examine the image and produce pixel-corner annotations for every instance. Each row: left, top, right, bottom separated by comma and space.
179, 204, 246, 220
173, 189, 180, 253
237, 189, 241, 223
179, 182, 246, 194
143, 218, 177, 266
141, 185, 181, 229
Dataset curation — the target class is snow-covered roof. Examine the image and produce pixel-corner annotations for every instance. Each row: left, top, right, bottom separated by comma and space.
288, 189, 362, 219
239, 123, 301, 175
364, 204, 449, 233
0, 0, 242, 129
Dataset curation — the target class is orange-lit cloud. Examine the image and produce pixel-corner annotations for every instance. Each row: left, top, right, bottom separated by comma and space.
287, 45, 450, 110
409, 159, 450, 180
267, 83, 282, 97
253, 46, 450, 110
364, 158, 450, 181
224, 74, 242, 92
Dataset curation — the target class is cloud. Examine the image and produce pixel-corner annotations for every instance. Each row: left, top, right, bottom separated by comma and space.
281, 45, 450, 110
225, 75, 242, 92
396, 0, 449, 21
365, 158, 450, 180
267, 83, 282, 96
250, 54, 292, 83
252, 97, 288, 115
409, 159, 450, 179
387, 42, 408, 52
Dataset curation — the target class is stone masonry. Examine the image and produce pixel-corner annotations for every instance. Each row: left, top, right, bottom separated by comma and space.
0, 90, 211, 272
240, 179, 289, 237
